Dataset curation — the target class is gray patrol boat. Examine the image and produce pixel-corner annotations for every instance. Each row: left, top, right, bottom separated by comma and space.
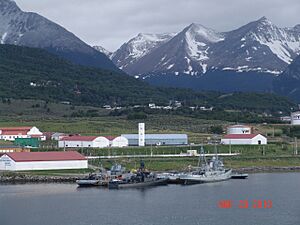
180, 145, 232, 184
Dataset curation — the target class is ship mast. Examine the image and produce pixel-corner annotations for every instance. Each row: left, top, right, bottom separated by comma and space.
214, 135, 219, 160
198, 145, 207, 168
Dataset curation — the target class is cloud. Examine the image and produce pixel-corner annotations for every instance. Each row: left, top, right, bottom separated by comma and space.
15, 0, 300, 51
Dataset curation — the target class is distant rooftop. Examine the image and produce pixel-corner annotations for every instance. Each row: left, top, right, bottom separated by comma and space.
0, 127, 33, 130
121, 134, 188, 139
3, 151, 86, 162
60, 136, 99, 141
223, 134, 263, 139
228, 125, 251, 128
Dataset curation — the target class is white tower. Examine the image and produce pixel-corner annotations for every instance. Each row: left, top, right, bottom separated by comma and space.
138, 123, 145, 146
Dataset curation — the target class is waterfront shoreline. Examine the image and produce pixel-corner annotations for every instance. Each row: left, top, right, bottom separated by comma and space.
0, 174, 85, 184
232, 166, 300, 173
1, 166, 300, 184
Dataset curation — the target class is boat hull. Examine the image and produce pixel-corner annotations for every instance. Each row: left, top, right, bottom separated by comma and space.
108, 178, 169, 189
76, 179, 107, 187
180, 169, 232, 184
231, 173, 248, 179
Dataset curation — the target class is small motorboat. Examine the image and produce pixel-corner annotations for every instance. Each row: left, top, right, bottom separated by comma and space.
231, 173, 249, 179
76, 173, 106, 187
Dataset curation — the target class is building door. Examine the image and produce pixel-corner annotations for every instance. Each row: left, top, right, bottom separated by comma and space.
258, 140, 261, 145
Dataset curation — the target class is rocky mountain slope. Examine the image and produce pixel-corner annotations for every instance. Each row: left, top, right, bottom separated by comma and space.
274, 55, 300, 101
93, 45, 112, 58
0, 0, 118, 71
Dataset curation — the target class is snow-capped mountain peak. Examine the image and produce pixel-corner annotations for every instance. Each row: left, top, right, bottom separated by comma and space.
185, 23, 224, 43
125, 32, 176, 59
249, 17, 300, 64
112, 32, 175, 70
257, 16, 271, 23
184, 23, 224, 68
206, 16, 300, 74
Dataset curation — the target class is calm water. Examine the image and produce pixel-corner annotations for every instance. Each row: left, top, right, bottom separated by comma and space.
0, 173, 300, 225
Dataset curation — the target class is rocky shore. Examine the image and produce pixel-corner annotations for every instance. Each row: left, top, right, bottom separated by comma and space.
0, 173, 85, 184
233, 166, 300, 173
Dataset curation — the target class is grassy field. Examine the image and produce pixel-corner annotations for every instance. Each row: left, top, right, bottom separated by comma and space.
52, 143, 293, 158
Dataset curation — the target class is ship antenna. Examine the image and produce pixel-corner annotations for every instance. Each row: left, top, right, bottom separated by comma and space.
214, 134, 218, 160
198, 145, 207, 168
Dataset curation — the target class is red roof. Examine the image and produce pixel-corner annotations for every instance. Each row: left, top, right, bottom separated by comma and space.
1, 131, 28, 135
4, 151, 86, 162
223, 134, 262, 139
105, 136, 116, 141
30, 134, 44, 137
0, 127, 33, 135
60, 136, 98, 141
228, 125, 251, 128
0, 127, 32, 130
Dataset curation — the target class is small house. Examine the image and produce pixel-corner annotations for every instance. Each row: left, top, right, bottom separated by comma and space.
221, 134, 267, 145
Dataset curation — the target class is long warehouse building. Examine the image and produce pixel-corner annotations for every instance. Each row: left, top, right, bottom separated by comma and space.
0, 151, 88, 171
121, 134, 188, 146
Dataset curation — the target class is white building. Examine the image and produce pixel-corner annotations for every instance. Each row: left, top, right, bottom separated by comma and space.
0, 126, 46, 141
291, 111, 300, 125
106, 136, 129, 147
0, 151, 88, 171
58, 136, 110, 148
221, 134, 267, 145
121, 134, 188, 146
280, 116, 291, 122
51, 132, 67, 141
227, 125, 252, 134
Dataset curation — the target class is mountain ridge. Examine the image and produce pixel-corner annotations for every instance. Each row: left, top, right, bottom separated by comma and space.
0, 0, 118, 71
110, 17, 300, 77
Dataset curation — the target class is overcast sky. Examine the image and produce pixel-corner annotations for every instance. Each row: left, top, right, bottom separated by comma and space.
14, 0, 300, 52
